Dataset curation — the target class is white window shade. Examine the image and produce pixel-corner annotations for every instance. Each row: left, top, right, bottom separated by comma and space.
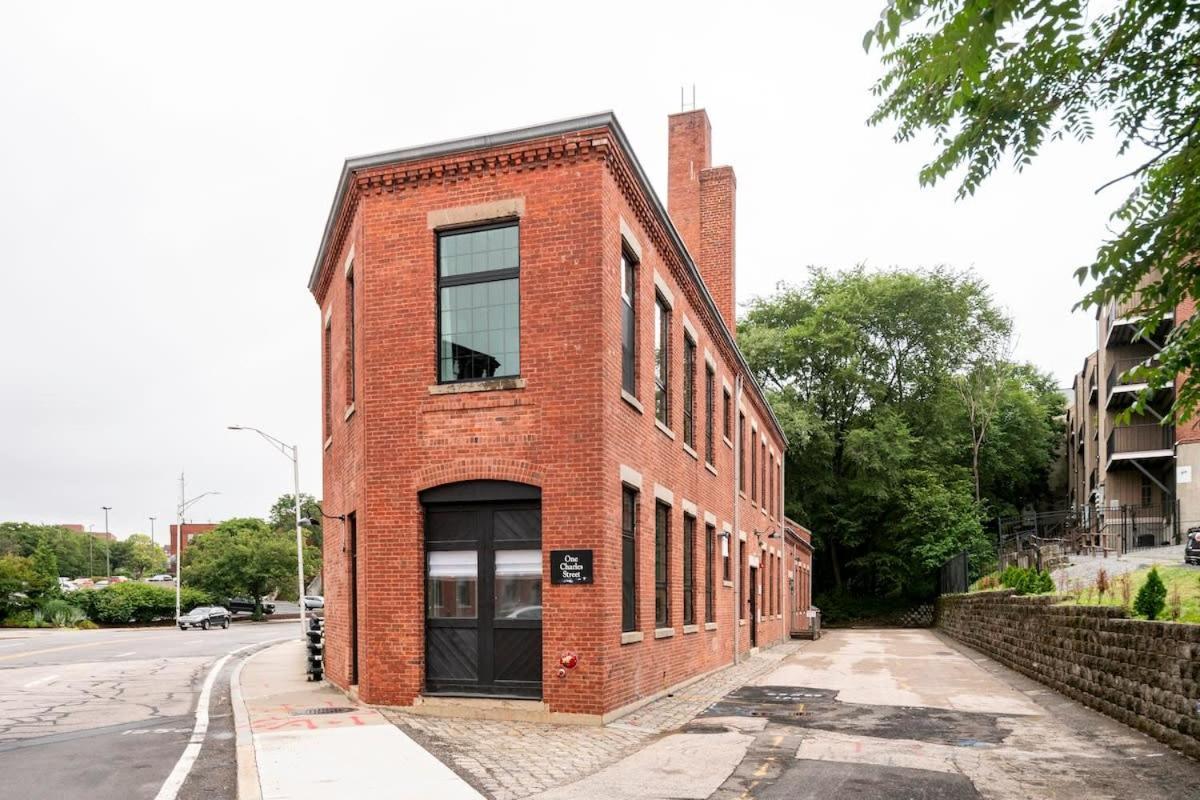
495, 549, 540, 577
428, 550, 477, 578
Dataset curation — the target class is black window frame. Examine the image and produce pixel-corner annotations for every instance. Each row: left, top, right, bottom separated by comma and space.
621, 485, 638, 633
346, 265, 356, 406
682, 512, 695, 626
682, 334, 696, 448
722, 530, 731, 582
621, 250, 637, 397
750, 426, 758, 503
704, 364, 715, 465
705, 523, 716, 623
722, 387, 732, 442
654, 294, 671, 426
738, 413, 746, 492
323, 317, 332, 439
435, 220, 521, 385
655, 501, 670, 627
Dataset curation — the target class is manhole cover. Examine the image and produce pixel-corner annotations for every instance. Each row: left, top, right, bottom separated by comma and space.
291, 707, 356, 716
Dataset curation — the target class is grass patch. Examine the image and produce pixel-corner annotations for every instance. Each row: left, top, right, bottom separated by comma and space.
1059, 566, 1200, 623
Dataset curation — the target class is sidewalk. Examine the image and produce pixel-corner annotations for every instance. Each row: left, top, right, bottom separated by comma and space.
235, 639, 482, 800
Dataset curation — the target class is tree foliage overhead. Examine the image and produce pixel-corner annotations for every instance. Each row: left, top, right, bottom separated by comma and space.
268, 493, 323, 549
740, 267, 1063, 598
866, 0, 1200, 419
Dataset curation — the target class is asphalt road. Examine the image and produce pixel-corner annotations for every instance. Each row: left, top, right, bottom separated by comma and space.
0, 621, 298, 800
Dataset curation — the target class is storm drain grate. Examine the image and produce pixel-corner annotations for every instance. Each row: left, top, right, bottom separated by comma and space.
291, 706, 357, 716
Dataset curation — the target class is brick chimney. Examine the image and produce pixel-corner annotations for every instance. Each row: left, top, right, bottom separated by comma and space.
668, 109, 736, 332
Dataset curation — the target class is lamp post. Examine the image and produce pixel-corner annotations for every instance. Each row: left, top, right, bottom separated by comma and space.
101, 506, 112, 578
228, 425, 306, 636
149, 516, 156, 547
176, 476, 219, 621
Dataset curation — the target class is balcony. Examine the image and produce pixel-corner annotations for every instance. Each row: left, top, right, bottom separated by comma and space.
1088, 371, 1098, 405
1105, 356, 1171, 409
1106, 423, 1173, 469
1103, 291, 1174, 348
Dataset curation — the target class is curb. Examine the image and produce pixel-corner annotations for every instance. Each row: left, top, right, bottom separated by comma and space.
232, 640, 290, 800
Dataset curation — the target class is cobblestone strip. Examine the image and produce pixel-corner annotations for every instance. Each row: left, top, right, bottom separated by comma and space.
381, 641, 803, 800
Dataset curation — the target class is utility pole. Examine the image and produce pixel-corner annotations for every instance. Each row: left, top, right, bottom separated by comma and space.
149, 516, 156, 547
102, 506, 112, 578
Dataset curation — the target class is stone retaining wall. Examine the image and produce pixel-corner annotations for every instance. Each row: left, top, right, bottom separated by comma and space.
937, 590, 1200, 759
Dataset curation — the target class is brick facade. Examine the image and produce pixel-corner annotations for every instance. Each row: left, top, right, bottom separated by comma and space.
167, 522, 216, 567
309, 111, 793, 720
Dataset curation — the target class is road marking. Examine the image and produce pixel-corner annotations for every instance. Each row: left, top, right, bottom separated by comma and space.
22, 674, 60, 688
0, 637, 137, 662
153, 638, 289, 800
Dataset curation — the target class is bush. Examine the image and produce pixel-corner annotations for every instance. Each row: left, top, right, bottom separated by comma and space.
999, 566, 1054, 595
80, 583, 212, 625
2, 609, 42, 628
40, 598, 86, 628
1134, 567, 1168, 620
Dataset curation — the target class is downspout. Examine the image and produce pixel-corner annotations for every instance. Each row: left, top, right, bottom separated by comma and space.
733, 374, 743, 665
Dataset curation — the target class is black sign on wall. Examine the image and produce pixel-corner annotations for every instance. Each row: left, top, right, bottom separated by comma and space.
550, 549, 593, 584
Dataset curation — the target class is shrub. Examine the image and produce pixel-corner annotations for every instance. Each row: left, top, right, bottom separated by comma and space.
75, 619, 98, 630
999, 566, 1054, 595
1134, 567, 1168, 620
1168, 583, 1183, 621
1118, 574, 1133, 608
2, 610, 38, 628
1095, 568, 1109, 601
40, 598, 86, 628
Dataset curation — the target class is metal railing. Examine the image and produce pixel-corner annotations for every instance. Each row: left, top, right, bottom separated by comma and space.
1107, 423, 1172, 456
1106, 356, 1154, 396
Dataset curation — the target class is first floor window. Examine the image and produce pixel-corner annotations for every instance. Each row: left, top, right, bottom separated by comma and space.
683, 513, 695, 626
705, 524, 716, 622
655, 502, 670, 627
738, 547, 745, 619
722, 531, 731, 582
437, 223, 520, 382
621, 486, 638, 632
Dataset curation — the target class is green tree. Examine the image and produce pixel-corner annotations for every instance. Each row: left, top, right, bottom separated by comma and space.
0, 555, 40, 618
0, 523, 91, 578
742, 267, 1061, 603
1134, 566, 1168, 620
182, 517, 320, 618
30, 539, 60, 586
268, 493, 324, 549
112, 534, 167, 580
866, 1, 1200, 420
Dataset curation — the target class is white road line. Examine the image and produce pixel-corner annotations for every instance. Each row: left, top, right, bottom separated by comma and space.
114, 651, 136, 657
22, 674, 60, 688
153, 638, 289, 800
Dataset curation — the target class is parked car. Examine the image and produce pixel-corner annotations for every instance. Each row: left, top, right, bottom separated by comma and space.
303, 595, 324, 610
178, 606, 231, 631
226, 597, 276, 615
57, 577, 78, 593
147, 574, 174, 583
1186, 526, 1200, 565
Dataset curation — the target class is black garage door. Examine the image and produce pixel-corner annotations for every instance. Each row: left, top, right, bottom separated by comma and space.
421, 480, 542, 698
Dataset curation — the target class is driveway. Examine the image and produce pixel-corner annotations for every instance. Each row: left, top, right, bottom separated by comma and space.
701, 629, 1200, 799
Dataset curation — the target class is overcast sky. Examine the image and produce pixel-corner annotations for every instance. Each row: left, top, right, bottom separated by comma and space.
0, 2, 1130, 538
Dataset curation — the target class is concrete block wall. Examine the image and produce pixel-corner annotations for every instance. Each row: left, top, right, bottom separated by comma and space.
938, 590, 1200, 759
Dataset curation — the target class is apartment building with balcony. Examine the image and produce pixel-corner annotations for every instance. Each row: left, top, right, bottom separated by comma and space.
1066, 287, 1183, 551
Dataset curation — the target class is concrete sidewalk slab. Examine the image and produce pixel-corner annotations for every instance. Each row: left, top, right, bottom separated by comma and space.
235, 639, 482, 800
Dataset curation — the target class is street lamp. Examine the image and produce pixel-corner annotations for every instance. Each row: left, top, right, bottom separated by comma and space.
228, 425, 307, 636
102, 506, 112, 578
176, 486, 219, 621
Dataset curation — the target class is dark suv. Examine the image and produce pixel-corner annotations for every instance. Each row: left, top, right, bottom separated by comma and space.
1186, 527, 1200, 566
226, 597, 276, 615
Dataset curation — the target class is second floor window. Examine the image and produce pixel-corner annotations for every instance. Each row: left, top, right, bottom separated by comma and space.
654, 295, 671, 426
705, 365, 715, 464
723, 387, 732, 441
750, 427, 758, 502
621, 253, 637, 396
738, 413, 746, 491
437, 223, 520, 383
682, 335, 696, 448
346, 267, 356, 405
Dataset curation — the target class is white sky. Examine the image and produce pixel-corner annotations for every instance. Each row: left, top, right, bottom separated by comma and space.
0, 2, 1127, 537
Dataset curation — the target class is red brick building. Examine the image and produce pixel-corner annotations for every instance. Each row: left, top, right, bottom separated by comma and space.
168, 522, 217, 568
310, 109, 808, 721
